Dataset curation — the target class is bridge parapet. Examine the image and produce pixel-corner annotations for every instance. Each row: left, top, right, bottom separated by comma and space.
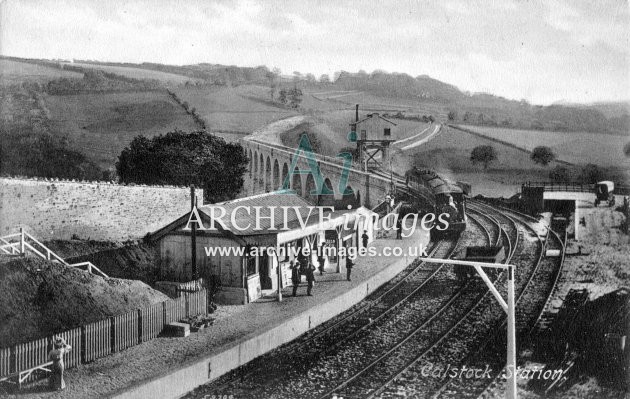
522, 182, 594, 193
240, 137, 392, 208
522, 181, 630, 196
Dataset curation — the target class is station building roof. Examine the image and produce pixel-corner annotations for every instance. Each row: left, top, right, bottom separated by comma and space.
150, 190, 373, 246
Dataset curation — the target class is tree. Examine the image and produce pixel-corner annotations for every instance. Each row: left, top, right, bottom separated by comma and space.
531, 146, 556, 166
580, 164, 604, 184
266, 69, 278, 100
116, 130, 248, 203
624, 142, 630, 157
319, 74, 330, 84
470, 145, 498, 170
305, 73, 316, 83
288, 87, 303, 108
292, 71, 302, 82
531, 120, 544, 130
463, 111, 473, 122
549, 166, 570, 182
447, 110, 457, 121
278, 89, 288, 105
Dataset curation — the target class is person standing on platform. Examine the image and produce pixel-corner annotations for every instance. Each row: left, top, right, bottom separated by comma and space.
317, 245, 326, 276
362, 231, 369, 248
48, 337, 71, 391
290, 260, 301, 297
396, 217, 403, 239
305, 262, 316, 296
346, 255, 355, 281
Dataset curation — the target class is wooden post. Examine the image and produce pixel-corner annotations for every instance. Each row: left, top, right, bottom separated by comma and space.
137, 309, 143, 343
20, 228, 25, 255
110, 316, 116, 353
277, 246, 282, 302
80, 325, 87, 363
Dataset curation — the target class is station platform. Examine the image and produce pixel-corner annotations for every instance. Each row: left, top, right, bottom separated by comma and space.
8, 227, 429, 399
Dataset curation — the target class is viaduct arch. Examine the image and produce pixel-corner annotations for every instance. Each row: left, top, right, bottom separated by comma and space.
241, 138, 391, 209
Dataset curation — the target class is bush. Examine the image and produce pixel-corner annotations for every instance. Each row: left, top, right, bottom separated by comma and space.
549, 166, 570, 182
580, 164, 605, 184
531, 146, 556, 166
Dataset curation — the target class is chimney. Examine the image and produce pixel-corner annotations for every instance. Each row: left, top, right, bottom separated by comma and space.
355, 104, 359, 122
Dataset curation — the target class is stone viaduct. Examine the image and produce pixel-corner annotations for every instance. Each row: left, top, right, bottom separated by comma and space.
240, 137, 392, 209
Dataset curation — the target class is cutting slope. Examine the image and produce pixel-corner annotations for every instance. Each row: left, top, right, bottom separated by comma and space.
0, 257, 168, 347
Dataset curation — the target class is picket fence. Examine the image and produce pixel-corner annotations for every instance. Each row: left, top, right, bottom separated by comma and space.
0, 290, 207, 386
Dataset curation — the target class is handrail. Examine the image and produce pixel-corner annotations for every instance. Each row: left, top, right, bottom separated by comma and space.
0, 239, 20, 255
22, 242, 49, 261
0, 229, 108, 278
69, 261, 109, 278
23, 232, 68, 265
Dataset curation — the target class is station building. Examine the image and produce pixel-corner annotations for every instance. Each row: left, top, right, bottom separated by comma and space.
151, 191, 376, 304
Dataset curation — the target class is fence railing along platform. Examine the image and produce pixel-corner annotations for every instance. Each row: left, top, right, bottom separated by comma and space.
0, 289, 208, 388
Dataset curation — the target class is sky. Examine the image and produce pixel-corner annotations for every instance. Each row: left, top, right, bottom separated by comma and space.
0, 0, 628, 105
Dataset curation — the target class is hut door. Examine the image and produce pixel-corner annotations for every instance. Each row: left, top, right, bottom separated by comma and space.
259, 252, 272, 289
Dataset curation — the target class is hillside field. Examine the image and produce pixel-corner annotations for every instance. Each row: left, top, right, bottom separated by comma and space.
398, 125, 573, 196
457, 124, 630, 167
45, 91, 199, 169
61, 62, 200, 84
304, 88, 448, 119
0, 59, 82, 85
172, 85, 298, 134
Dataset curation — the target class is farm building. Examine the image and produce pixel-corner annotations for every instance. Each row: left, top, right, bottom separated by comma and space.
150, 191, 376, 304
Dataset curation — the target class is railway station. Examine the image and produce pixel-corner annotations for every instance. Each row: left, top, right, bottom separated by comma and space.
150, 190, 377, 304
1, 6, 628, 398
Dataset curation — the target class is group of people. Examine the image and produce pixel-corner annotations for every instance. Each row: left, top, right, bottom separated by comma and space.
289, 231, 370, 296
290, 257, 316, 296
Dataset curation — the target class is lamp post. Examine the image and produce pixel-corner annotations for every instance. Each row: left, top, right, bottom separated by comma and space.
418, 257, 517, 399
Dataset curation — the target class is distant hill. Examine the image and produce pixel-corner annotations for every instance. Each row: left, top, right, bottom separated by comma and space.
334, 71, 463, 103
332, 70, 629, 135
71, 59, 273, 86
2, 55, 628, 136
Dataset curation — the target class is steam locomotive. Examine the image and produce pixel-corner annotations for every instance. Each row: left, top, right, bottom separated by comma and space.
403, 168, 468, 238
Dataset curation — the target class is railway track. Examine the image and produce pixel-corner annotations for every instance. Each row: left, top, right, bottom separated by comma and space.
321, 202, 548, 399
186, 216, 490, 399
329, 204, 519, 399
187, 202, 562, 399
187, 235, 461, 397
430, 201, 566, 399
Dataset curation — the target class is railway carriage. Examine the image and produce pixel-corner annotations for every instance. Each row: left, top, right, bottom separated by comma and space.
403, 168, 468, 238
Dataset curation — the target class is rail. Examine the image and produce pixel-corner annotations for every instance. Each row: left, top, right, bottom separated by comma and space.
210, 237, 463, 396
522, 182, 593, 193
462, 202, 565, 399
522, 181, 630, 195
